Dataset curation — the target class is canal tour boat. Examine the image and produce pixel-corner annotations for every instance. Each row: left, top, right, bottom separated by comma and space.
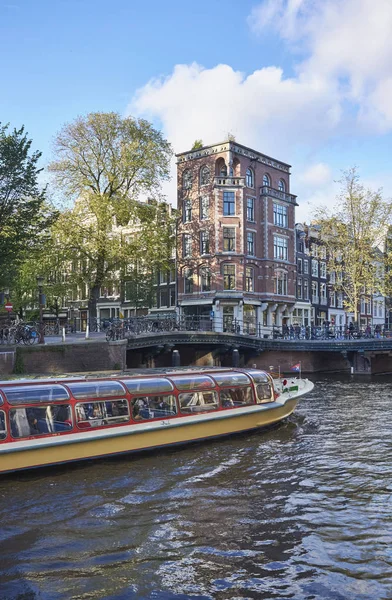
0, 368, 314, 474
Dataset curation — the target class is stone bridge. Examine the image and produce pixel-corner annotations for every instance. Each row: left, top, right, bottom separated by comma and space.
125, 330, 392, 374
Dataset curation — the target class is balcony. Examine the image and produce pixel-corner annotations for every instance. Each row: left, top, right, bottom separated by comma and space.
214, 176, 245, 187
260, 186, 297, 204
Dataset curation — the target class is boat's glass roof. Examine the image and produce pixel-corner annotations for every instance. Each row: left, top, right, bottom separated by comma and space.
2, 384, 70, 405
66, 381, 126, 399
248, 371, 270, 383
211, 372, 251, 387
169, 375, 216, 390
120, 378, 174, 394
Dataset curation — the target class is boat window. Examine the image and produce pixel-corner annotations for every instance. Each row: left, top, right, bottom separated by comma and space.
169, 375, 215, 390
67, 381, 126, 399
211, 372, 251, 387
76, 399, 130, 429
0, 411, 6, 440
132, 395, 177, 420
220, 387, 255, 407
3, 384, 69, 405
248, 371, 270, 383
10, 405, 72, 438
121, 378, 174, 394
255, 383, 273, 403
179, 391, 219, 414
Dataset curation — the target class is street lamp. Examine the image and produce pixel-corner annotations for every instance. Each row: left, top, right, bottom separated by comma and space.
36, 276, 45, 344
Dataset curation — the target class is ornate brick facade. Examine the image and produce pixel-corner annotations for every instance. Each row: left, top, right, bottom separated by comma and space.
176, 140, 298, 333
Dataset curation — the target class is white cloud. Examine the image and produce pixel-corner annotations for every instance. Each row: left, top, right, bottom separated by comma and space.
249, 0, 392, 132
248, 0, 311, 42
299, 163, 332, 187
128, 0, 392, 214
130, 62, 341, 159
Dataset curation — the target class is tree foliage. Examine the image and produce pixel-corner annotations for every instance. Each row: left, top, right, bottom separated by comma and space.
11, 237, 70, 318
191, 139, 203, 150
0, 123, 55, 288
48, 112, 174, 316
313, 168, 392, 321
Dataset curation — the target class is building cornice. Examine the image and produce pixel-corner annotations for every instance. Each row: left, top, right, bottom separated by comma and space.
176, 141, 291, 173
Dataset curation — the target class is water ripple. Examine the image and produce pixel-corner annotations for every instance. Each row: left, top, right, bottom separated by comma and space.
1, 376, 392, 599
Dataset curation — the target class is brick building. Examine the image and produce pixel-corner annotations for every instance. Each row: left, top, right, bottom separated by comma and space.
293, 223, 312, 327
176, 140, 298, 333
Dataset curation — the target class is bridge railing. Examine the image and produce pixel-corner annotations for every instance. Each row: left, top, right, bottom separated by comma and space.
103, 317, 392, 342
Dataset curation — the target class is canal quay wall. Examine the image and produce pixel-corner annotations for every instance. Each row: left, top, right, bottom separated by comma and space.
2, 336, 392, 376
0, 340, 127, 376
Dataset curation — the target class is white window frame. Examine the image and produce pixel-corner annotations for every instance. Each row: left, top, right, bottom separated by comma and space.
273, 236, 288, 261
183, 234, 192, 258
200, 196, 209, 220
273, 203, 288, 228
246, 168, 254, 188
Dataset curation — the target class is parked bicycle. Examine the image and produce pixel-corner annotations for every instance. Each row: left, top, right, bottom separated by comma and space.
105, 321, 124, 341
4, 321, 40, 345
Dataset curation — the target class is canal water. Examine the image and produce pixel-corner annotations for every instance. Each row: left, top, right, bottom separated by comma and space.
0, 376, 391, 600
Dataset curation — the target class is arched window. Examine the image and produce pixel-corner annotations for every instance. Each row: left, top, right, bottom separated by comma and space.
183, 169, 192, 189
232, 158, 241, 176
200, 267, 211, 292
278, 179, 286, 192
215, 157, 227, 177
200, 165, 210, 186
263, 173, 270, 187
246, 168, 254, 188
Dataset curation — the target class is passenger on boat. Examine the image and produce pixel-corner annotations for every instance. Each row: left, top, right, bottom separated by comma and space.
158, 398, 169, 411
76, 404, 88, 421
222, 396, 234, 408
256, 383, 272, 403
0, 412, 6, 440
132, 398, 148, 420
28, 415, 40, 435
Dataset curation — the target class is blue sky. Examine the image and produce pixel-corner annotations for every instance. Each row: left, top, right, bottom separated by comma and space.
2, 0, 392, 220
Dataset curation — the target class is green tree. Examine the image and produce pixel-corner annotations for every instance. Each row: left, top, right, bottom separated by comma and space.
49, 112, 173, 318
314, 168, 392, 322
120, 201, 175, 312
0, 123, 55, 288
191, 139, 203, 150
11, 235, 71, 319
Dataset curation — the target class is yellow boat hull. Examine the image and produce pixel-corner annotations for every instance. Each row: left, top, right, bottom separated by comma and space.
0, 399, 298, 474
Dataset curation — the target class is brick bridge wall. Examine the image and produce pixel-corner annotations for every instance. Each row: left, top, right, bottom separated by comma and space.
2, 341, 392, 376
126, 345, 352, 373
4, 341, 127, 376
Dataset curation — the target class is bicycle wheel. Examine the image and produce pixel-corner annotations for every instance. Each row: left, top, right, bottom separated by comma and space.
24, 328, 38, 345
15, 332, 24, 344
